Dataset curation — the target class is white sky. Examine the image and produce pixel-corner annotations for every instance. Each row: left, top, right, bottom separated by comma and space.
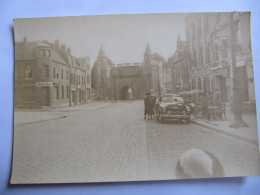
14, 13, 187, 66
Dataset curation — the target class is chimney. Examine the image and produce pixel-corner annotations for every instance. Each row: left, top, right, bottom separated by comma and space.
67, 47, 71, 55
23, 37, 27, 44
54, 40, 59, 48
61, 44, 66, 51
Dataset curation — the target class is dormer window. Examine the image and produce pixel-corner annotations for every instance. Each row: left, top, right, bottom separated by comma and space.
39, 49, 51, 57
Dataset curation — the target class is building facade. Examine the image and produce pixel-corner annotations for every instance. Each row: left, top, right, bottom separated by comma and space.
185, 12, 254, 102
166, 35, 190, 93
111, 63, 145, 100
14, 38, 91, 109
91, 46, 115, 100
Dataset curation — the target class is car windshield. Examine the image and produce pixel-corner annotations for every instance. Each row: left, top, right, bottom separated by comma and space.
161, 96, 184, 102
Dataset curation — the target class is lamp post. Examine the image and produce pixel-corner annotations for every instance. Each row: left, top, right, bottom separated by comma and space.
229, 12, 248, 128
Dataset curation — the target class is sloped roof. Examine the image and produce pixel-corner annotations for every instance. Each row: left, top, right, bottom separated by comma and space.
15, 41, 69, 65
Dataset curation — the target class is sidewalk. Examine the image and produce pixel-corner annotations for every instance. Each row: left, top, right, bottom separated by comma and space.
14, 101, 112, 126
192, 104, 259, 146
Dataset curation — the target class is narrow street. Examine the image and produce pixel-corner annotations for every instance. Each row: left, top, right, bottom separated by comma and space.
12, 101, 260, 183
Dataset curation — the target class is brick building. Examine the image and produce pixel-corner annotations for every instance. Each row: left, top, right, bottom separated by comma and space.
14, 38, 91, 108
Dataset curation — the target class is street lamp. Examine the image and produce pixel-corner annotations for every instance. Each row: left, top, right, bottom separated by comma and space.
229, 12, 248, 128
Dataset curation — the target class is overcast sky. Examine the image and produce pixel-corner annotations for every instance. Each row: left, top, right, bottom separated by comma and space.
14, 13, 187, 66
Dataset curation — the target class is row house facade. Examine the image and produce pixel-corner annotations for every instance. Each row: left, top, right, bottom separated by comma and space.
14, 38, 91, 109
185, 12, 254, 103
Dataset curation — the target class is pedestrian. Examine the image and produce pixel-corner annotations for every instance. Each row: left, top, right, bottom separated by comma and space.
144, 93, 150, 119
147, 93, 154, 120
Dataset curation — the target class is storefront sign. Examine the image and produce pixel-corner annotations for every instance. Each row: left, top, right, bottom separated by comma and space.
36, 82, 53, 87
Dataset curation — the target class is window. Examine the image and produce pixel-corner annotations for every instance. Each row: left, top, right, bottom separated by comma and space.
25, 65, 32, 79
198, 16, 202, 37
221, 40, 228, 59
66, 86, 69, 98
82, 91, 84, 101
206, 43, 211, 64
40, 49, 44, 57
54, 87, 59, 100
43, 65, 49, 78
66, 70, 69, 80
235, 21, 241, 49
61, 86, 64, 99
53, 67, 56, 78
61, 69, 64, 80
192, 23, 196, 40
204, 15, 209, 32
199, 47, 203, 66
216, 13, 221, 24
214, 44, 219, 62
87, 74, 90, 84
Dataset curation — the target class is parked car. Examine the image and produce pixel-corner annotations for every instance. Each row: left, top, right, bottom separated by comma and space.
156, 94, 191, 124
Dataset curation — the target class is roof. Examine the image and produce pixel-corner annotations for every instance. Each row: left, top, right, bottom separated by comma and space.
15, 41, 69, 65
144, 43, 152, 55
97, 46, 105, 58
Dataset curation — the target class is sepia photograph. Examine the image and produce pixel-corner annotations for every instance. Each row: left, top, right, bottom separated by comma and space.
11, 12, 260, 184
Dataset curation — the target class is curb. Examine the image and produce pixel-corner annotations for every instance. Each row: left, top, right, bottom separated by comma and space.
191, 120, 259, 146
14, 115, 67, 126
15, 103, 112, 112
54, 103, 112, 112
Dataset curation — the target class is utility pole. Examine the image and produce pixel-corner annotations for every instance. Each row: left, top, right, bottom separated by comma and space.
229, 12, 248, 128
171, 67, 176, 93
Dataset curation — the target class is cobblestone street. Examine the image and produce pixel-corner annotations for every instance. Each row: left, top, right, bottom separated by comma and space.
12, 101, 260, 183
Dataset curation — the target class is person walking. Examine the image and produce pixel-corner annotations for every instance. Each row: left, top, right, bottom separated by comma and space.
144, 93, 150, 119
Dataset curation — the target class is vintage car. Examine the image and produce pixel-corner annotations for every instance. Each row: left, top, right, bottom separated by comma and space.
156, 94, 191, 123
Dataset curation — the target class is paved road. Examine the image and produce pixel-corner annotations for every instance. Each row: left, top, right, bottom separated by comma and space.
11, 101, 260, 183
